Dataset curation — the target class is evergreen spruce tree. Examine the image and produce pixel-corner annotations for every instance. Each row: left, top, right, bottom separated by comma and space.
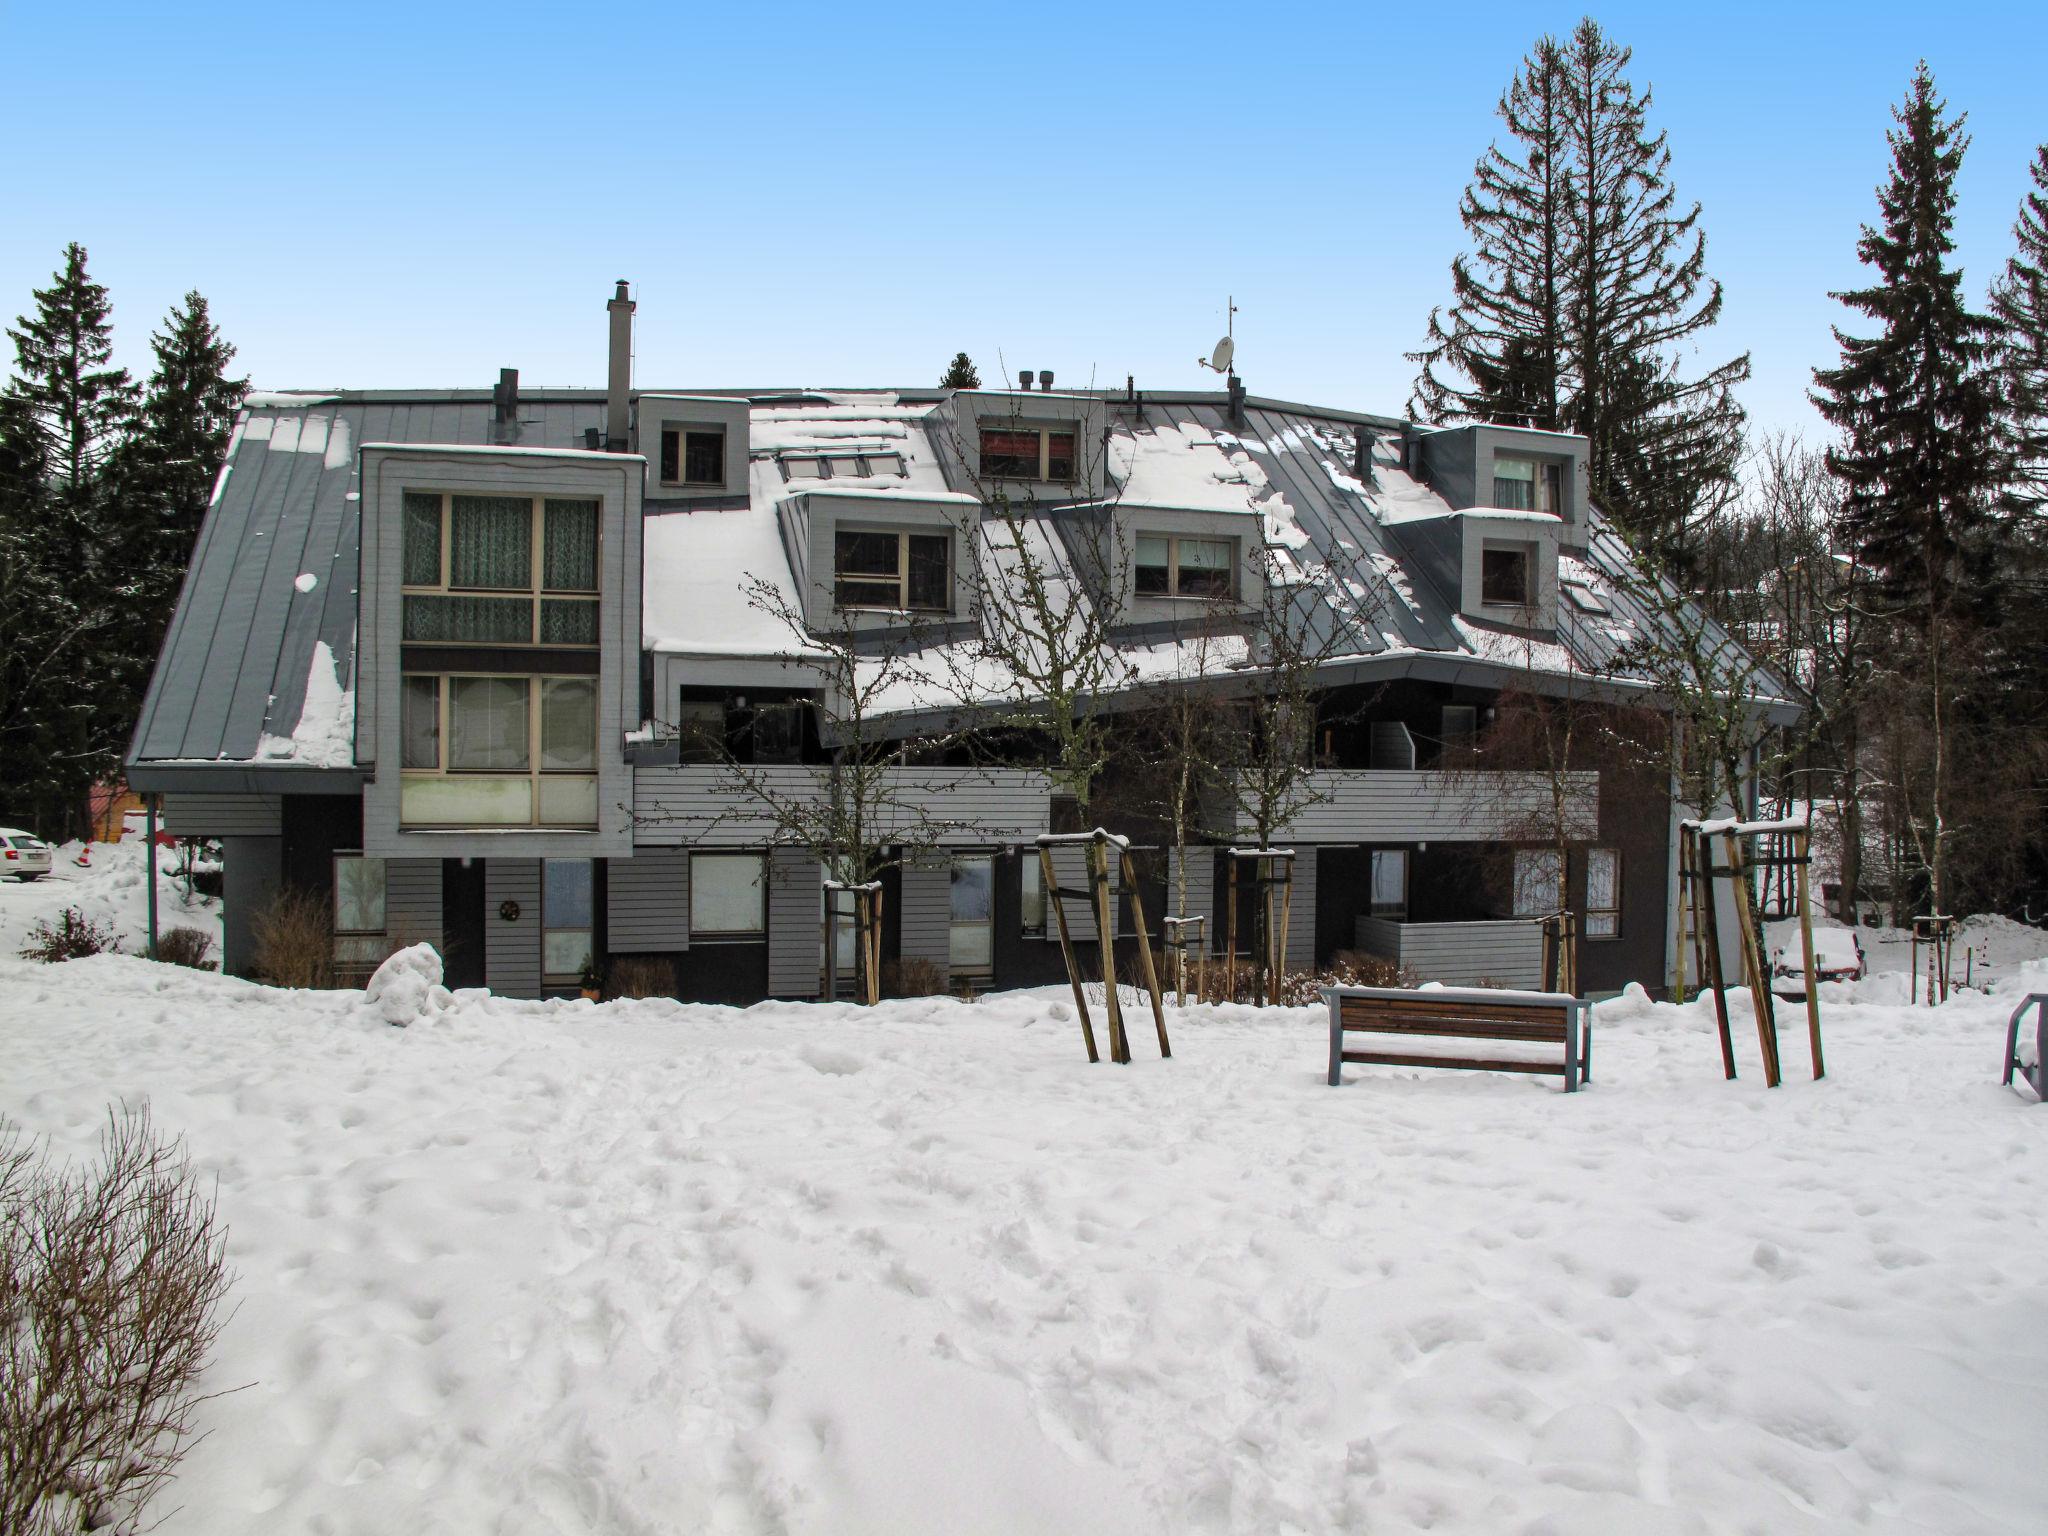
1810, 64, 2001, 611
938, 351, 980, 389
1, 243, 137, 834
103, 291, 246, 745
1810, 64, 2004, 915
1411, 19, 1749, 562
1410, 34, 1569, 431
1989, 144, 2048, 513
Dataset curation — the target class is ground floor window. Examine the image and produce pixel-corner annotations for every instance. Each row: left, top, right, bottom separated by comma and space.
950, 856, 994, 972
692, 853, 765, 937
1586, 847, 1621, 938
1512, 848, 1563, 917
1370, 849, 1408, 918
333, 853, 387, 968
543, 858, 594, 982
1019, 851, 1045, 937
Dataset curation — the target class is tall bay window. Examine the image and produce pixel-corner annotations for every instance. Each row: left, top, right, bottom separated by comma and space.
399, 489, 601, 829
950, 857, 994, 975
543, 859, 595, 983
1586, 848, 1621, 938
1492, 456, 1563, 516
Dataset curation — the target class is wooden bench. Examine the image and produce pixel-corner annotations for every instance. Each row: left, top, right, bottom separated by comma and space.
2002, 993, 2047, 1103
1323, 985, 1592, 1092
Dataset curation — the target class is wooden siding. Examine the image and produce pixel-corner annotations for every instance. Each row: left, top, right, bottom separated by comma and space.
1355, 915, 1543, 989
160, 792, 281, 837
608, 850, 689, 953
1262, 770, 1598, 844
1286, 848, 1317, 969
385, 858, 443, 949
634, 766, 1054, 847
899, 862, 952, 978
767, 847, 822, 998
483, 859, 543, 997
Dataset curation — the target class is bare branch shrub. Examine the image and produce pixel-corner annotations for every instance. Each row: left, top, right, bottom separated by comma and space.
153, 927, 216, 971
248, 885, 334, 989
606, 955, 676, 1000
0, 1105, 233, 1535
17, 910, 121, 964
881, 957, 947, 998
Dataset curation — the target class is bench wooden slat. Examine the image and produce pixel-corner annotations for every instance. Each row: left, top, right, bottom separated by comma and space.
1340, 999, 1569, 1026
1342, 1016, 1568, 1043
1340, 1049, 1562, 1076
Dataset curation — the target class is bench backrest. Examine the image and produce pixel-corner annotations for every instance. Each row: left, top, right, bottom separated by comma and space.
1337, 991, 1573, 1043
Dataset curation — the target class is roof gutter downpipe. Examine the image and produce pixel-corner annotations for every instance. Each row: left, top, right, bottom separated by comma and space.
605, 279, 634, 451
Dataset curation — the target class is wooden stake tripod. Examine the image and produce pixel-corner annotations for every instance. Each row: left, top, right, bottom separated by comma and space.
822, 880, 884, 1005
1035, 831, 1170, 1064
1161, 915, 1208, 1006
1911, 914, 1956, 1006
1225, 849, 1295, 1007
1676, 819, 1825, 1087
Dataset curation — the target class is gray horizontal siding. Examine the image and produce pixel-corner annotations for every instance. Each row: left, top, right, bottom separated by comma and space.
484, 859, 542, 998
899, 863, 951, 978
1041, 844, 1117, 943
608, 850, 689, 952
385, 858, 443, 949
1286, 848, 1317, 970
1368, 722, 1416, 770
1165, 847, 1214, 949
1265, 770, 1598, 844
634, 765, 1054, 847
1357, 915, 1542, 989
768, 847, 822, 997
160, 792, 281, 837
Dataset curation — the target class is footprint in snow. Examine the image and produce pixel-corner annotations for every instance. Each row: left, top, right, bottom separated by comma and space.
798, 1042, 863, 1076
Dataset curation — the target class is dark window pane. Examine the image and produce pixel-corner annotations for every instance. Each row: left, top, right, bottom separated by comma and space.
402, 492, 441, 585
449, 495, 531, 589
836, 578, 900, 608
401, 676, 439, 769
1045, 431, 1076, 480
675, 700, 725, 763
1134, 533, 1171, 595
751, 703, 804, 763
660, 428, 680, 483
1177, 538, 1233, 598
835, 529, 900, 578
543, 857, 594, 928
980, 427, 1039, 477
684, 430, 724, 485
906, 534, 949, 610
1482, 548, 1531, 606
404, 593, 533, 644
542, 499, 599, 591
540, 598, 599, 646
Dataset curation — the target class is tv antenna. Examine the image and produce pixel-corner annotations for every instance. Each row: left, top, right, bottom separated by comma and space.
1197, 296, 1238, 376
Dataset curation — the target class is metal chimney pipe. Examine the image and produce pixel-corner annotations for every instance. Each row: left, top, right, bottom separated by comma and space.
1017, 370, 1033, 391
1037, 369, 1054, 390
494, 367, 519, 425
605, 279, 634, 450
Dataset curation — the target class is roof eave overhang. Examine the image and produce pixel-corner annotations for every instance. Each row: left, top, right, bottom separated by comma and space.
124, 762, 370, 796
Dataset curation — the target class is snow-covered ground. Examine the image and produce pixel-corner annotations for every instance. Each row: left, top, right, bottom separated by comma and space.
3, 954, 2045, 1535
0, 835, 222, 960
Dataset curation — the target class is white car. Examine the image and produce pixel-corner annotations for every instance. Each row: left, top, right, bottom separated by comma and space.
1, 827, 53, 882
1771, 924, 1865, 996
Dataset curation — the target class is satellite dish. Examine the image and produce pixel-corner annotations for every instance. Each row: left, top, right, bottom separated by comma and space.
1200, 335, 1235, 374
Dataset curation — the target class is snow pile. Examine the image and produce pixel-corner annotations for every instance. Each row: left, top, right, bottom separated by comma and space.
3, 957, 2045, 1533
256, 638, 355, 767
362, 942, 453, 1027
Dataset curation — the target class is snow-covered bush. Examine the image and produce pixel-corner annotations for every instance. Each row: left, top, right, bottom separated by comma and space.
363, 943, 453, 1027
154, 927, 215, 971
0, 1105, 231, 1536
17, 908, 121, 964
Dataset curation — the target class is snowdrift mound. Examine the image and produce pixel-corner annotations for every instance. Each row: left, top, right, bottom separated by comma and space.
362, 942, 453, 1026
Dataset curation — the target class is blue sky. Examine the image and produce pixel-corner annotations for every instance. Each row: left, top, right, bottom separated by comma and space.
4, 1, 2044, 440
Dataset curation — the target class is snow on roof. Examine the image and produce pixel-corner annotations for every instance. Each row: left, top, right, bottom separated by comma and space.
254, 637, 355, 767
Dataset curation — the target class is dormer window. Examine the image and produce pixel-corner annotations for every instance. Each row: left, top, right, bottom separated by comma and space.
660, 425, 726, 488
834, 528, 950, 612
1135, 534, 1235, 599
1493, 456, 1562, 514
1481, 542, 1535, 607
980, 422, 1076, 481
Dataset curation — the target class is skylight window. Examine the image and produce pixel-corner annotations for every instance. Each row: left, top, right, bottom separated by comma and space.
1563, 581, 1610, 615
781, 456, 827, 480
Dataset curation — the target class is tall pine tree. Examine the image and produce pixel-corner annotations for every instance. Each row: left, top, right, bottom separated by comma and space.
1, 244, 138, 833
1990, 144, 2048, 513
939, 351, 980, 388
1810, 64, 2004, 915
1411, 19, 1749, 562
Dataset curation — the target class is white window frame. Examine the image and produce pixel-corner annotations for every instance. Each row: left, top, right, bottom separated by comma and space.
1019, 851, 1045, 937
332, 852, 388, 971
660, 424, 727, 488
949, 855, 996, 975
977, 419, 1079, 482
1492, 455, 1561, 515
398, 671, 599, 829
1512, 847, 1564, 918
542, 858, 596, 983
831, 527, 952, 613
1133, 533, 1237, 600
1369, 848, 1409, 919
1586, 847, 1621, 940
400, 490, 600, 648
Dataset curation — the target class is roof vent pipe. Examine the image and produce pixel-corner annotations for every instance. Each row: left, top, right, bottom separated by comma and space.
1017, 370, 1033, 391
494, 368, 519, 425
1353, 426, 1375, 485
1037, 370, 1054, 390
605, 279, 635, 451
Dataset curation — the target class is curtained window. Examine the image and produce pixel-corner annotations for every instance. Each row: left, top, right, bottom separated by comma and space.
448, 677, 529, 771
401, 491, 599, 647
449, 495, 531, 589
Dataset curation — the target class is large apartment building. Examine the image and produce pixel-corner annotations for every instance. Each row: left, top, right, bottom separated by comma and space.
125, 284, 1791, 1001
